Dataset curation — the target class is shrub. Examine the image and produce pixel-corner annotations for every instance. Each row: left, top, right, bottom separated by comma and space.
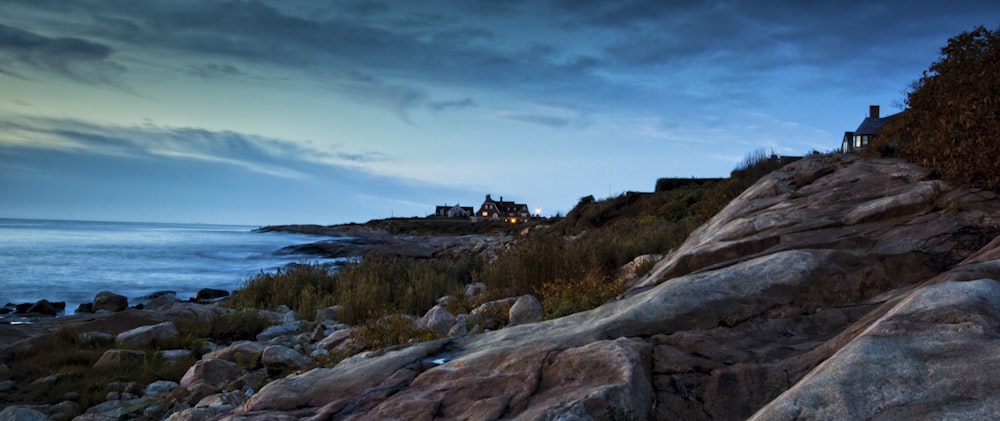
869, 25, 1000, 191
349, 314, 439, 351
539, 270, 627, 319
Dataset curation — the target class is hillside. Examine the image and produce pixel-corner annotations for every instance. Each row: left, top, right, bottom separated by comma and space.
219, 154, 1000, 419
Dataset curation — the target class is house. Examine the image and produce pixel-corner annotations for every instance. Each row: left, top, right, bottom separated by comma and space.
841, 105, 899, 153
475, 194, 532, 223
434, 203, 474, 218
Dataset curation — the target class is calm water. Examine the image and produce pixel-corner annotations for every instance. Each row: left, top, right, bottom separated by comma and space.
0, 218, 342, 315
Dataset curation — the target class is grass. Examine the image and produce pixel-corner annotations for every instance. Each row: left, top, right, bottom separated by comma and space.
223, 146, 791, 341
0, 310, 275, 413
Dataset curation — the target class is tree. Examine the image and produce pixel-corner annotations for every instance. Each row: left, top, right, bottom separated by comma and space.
869, 26, 1000, 190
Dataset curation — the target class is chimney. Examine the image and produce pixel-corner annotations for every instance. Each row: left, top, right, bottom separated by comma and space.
870, 105, 880, 119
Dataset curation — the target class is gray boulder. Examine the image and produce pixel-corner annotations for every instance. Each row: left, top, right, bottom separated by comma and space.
416, 305, 456, 336
261, 345, 314, 376
180, 358, 239, 389
92, 291, 128, 312
115, 322, 178, 347
256, 321, 305, 342
0, 406, 47, 421
145, 380, 179, 396
93, 349, 145, 370
508, 294, 543, 326
751, 279, 1000, 420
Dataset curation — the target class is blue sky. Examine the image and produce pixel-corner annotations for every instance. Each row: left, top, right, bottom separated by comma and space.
1, 1, 998, 225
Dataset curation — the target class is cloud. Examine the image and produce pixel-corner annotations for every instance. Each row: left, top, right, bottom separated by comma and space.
493, 112, 571, 128
187, 63, 246, 79
0, 23, 125, 85
0, 116, 390, 179
428, 98, 478, 112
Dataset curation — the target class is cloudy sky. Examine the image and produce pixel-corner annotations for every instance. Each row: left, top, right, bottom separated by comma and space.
1, 1, 997, 225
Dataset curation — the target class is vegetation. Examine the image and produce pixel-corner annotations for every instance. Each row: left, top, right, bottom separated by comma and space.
0, 310, 274, 411
225, 146, 788, 332
868, 25, 1000, 191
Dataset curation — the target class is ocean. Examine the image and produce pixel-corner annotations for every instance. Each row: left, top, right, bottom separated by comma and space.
0, 218, 342, 316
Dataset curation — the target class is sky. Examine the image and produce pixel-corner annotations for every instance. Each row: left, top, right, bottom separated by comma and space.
1, 1, 998, 226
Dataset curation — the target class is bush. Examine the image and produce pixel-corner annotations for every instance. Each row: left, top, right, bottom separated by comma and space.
539, 270, 626, 319
349, 314, 439, 351
869, 25, 1000, 190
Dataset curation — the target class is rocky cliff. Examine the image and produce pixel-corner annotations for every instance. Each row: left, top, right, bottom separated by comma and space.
197, 154, 1000, 420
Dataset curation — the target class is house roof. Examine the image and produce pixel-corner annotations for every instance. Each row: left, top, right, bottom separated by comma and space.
854, 112, 900, 135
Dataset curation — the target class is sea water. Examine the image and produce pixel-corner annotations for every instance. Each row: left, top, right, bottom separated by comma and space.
0, 218, 342, 315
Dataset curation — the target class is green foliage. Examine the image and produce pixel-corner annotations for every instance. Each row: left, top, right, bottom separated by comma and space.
869, 25, 1000, 191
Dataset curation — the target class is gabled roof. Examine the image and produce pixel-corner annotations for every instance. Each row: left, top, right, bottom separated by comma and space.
854, 112, 900, 135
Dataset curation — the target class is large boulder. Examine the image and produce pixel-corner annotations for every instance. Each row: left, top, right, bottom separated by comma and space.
23, 299, 65, 316
180, 359, 239, 389
261, 345, 314, 377
93, 349, 146, 370
93, 291, 128, 312
115, 322, 179, 347
751, 279, 1000, 420
508, 294, 543, 326
0, 406, 47, 421
415, 305, 456, 336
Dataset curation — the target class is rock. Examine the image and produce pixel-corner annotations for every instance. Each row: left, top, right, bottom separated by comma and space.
0, 362, 9, 378
145, 380, 179, 396
256, 321, 305, 342
751, 279, 1000, 420
314, 305, 340, 322
0, 380, 15, 393
448, 315, 469, 336
205, 341, 266, 367
93, 291, 128, 312
78, 331, 113, 345
49, 400, 80, 421
142, 290, 180, 310
0, 406, 47, 421
508, 294, 543, 326
316, 329, 352, 351
93, 349, 145, 370
180, 358, 239, 389
464, 282, 487, 296
167, 406, 234, 421
30, 374, 57, 386
415, 305, 456, 336
159, 349, 194, 365
193, 288, 229, 302
282, 310, 299, 323
78, 396, 158, 420
469, 297, 517, 330
74, 303, 93, 313
115, 321, 179, 347
24, 299, 65, 316
261, 345, 314, 376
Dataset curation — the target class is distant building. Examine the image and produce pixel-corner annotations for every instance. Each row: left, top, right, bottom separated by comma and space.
841, 105, 900, 153
434, 203, 474, 218
475, 194, 531, 223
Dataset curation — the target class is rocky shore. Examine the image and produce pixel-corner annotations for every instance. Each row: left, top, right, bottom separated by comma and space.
4, 154, 1000, 419
258, 223, 516, 260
